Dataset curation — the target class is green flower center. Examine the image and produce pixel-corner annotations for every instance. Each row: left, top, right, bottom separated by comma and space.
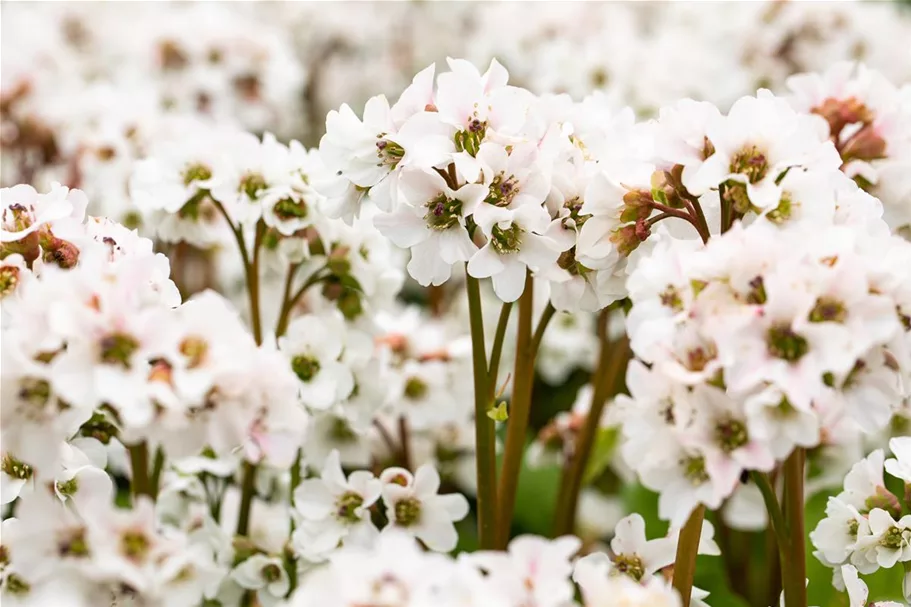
394, 497, 422, 526
808, 297, 847, 323
58, 528, 90, 557
57, 477, 79, 497
746, 276, 767, 305
766, 324, 809, 362
773, 397, 797, 419
273, 197, 308, 220
376, 137, 405, 167
291, 355, 320, 382
99, 333, 140, 368
847, 518, 859, 538
715, 418, 749, 453
335, 491, 365, 523
180, 336, 208, 369
660, 286, 683, 310
240, 172, 267, 200
485, 173, 520, 207
766, 193, 792, 224
730, 145, 769, 184
5, 574, 30, 595
330, 418, 357, 442
121, 530, 150, 562
17, 378, 50, 407
682, 455, 709, 485
262, 563, 283, 583
490, 223, 522, 254
454, 121, 486, 156
613, 553, 645, 581
2, 454, 32, 480
404, 377, 428, 400
424, 194, 463, 231
880, 526, 904, 550
0, 266, 20, 298
181, 163, 212, 186
561, 197, 590, 229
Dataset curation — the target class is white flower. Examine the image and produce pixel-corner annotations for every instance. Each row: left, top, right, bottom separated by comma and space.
279, 311, 355, 410
468, 203, 560, 302
0, 183, 87, 244
292, 450, 381, 563
686, 91, 840, 210
837, 449, 888, 512
607, 514, 676, 582
380, 464, 469, 552
854, 508, 911, 569
468, 535, 580, 607
573, 554, 683, 607
810, 497, 870, 566
373, 168, 486, 287
230, 553, 289, 607
884, 436, 911, 483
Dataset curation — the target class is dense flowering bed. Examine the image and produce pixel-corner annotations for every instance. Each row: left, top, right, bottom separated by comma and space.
1, 3, 910, 607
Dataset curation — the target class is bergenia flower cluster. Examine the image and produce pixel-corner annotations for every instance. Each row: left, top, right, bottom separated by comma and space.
810, 438, 911, 605
3, 3, 911, 606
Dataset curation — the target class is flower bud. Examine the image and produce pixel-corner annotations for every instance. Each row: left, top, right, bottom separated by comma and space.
41, 236, 80, 269
840, 124, 887, 163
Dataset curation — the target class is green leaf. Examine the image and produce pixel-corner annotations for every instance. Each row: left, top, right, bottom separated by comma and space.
581, 427, 618, 486
487, 401, 509, 422
506, 448, 561, 537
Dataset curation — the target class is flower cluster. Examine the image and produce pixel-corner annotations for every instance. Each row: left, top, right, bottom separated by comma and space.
3, 4, 911, 602
287, 523, 693, 607
810, 438, 911, 605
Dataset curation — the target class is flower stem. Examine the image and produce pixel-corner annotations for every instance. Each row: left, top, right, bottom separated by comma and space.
465, 271, 497, 549
247, 221, 265, 344
781, 448, 807, 607
276, 266, 329, 337
398, 416, 413, 471
149, 447, 165, 500
553, 313, 628, 535
673, 504, 706, 607
496, 272, 535, 548
530, 302, 556, 359
488, 301, 514, 387
750, 471, 790, 558
128, 442, 151, 501
236, 461, 258, 536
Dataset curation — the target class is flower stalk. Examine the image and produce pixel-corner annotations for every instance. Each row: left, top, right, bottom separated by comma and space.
496, 272, 535, 548
553, 313, 628, 536
466, 271, 498, 549
128, 442, 152, 500
673, 504, 706, 607
781, 448, 807, 607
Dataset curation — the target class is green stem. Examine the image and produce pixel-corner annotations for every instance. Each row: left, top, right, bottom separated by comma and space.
149, 447, 165, 500
247, 221, 265, 344
496, 272, 535, 548
530, 302, 556, 359
488, 302, 514, 387
128, 442, 151, 501
781, 449, 807, 607
465, 272, 497, 549
398, 416, 413, 471
236, 461, 258, 536
276, 266, 329, 337
553, 312, 627, 535
750, 471, 790, 558
673, 504, 706, 607
274, 262, 300, 337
